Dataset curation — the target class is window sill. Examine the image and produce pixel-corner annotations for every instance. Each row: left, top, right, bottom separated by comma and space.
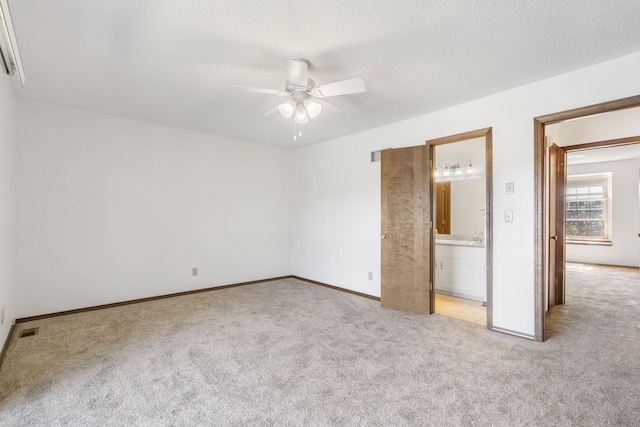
566, 239, 612, 246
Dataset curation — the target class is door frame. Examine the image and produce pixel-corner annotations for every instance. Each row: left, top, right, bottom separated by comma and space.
556, 137, 640, 301
533, 94, 640, 341
426, 127, 493, 328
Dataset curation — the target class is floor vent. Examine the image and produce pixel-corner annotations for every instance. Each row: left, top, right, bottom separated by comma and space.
19, 327, 39, 338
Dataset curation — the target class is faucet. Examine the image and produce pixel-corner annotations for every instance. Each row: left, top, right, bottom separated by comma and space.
471, 231, 484, 243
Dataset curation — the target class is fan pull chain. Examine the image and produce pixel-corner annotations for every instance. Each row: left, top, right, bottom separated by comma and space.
293, 122, 303, 141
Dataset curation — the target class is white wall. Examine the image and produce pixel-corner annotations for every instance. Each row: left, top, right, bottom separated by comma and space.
16, 101, 292, 318
566, 159, 640, 267
291, 51, 640, 338
0, 76, 17, 346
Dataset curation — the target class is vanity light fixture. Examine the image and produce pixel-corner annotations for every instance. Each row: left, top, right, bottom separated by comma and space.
434, 161, 474, 178
465, 161, 474, 173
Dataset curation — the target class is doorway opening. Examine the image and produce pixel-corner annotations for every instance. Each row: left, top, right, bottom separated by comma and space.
379, 128, 492, 325
427, 128, 493, 328
534, 95, 640, 341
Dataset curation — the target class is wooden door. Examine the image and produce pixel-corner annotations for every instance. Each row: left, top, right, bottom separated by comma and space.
549, 145, 558, 309
548, 144, 566, 309
556, 146, 567, 304
435, 182, 451, 234
381, 146, 431, 314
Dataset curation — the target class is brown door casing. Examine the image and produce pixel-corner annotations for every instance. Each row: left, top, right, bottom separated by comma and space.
534, 94, 640, 341
381, 146, 432, 314
426, 128, 493, 329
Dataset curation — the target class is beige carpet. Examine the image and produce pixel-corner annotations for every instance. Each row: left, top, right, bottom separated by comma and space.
0, 266, 639, 426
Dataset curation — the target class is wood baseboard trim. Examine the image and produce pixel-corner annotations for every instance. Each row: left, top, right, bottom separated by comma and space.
15, 276, 292, 324
0, 323, 16, 370
567, 261, 640, 270
292, 276, 381, 301
15, 275, 380, 324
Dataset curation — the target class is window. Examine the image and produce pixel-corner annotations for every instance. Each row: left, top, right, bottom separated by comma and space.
565, 173, 612, 242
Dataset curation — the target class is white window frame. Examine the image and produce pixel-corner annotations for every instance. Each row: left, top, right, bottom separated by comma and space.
565, 172, 612, 244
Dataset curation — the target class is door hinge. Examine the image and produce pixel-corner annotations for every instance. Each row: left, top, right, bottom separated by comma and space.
429, 282, 433, 291
429, 159, 433, 167
555, 278, 559, 287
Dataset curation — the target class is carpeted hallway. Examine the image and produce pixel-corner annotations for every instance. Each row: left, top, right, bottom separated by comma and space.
0, 264, 639, 426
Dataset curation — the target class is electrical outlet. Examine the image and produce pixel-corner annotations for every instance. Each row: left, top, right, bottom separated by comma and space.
368, 272, 373, 280
1, 307, 4, 324
192, 267, 198, 276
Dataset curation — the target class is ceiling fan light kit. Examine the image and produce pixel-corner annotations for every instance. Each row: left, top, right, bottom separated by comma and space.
304, 99, 321, 118
294, 102, 309, 124
234, 58, 366, 140
278, 99, 296, 119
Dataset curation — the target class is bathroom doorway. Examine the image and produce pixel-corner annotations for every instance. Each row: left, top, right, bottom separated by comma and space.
427, 128, 493, 328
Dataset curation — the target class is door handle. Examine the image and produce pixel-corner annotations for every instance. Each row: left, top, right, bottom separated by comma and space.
381, 234, 388, 240
550, 235, 558, 240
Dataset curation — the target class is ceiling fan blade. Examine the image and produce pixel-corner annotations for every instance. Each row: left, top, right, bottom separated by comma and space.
264, 105, 281, 116
286, 59, 308, 87
316, 99, 342, 113
233, 85, 287, 95
315, 77, 366, 97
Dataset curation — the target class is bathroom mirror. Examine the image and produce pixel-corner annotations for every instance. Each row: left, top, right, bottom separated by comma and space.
434, 137, 486, 238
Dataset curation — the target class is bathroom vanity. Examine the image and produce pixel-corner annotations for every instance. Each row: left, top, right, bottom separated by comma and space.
434, 235, 486, 301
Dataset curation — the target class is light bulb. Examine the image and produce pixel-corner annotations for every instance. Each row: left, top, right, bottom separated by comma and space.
304, 99, 322, 118
279, 100, 296, 119
294, 102, 309, 124
443, 167, 450, 176
467, 162, 474, 173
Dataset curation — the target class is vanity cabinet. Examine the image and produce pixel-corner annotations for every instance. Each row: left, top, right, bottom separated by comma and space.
434, 241, 486, 301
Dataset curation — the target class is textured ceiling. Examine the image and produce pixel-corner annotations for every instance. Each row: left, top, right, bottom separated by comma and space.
7, 0, 640, 148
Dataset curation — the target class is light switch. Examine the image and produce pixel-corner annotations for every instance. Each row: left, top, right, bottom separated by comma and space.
506, 182, 515, 194
505, 210, 513, 222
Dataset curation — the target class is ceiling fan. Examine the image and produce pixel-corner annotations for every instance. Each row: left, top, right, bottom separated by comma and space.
233, 58, 366, 125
